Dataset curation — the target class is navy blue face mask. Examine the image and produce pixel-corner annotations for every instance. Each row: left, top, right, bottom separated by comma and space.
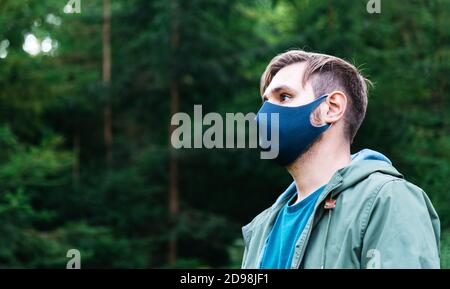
256, 94, 331, 166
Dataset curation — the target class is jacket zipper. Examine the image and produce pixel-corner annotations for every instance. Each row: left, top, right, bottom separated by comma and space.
320, 195, 335, 269
294, 181, 342, 269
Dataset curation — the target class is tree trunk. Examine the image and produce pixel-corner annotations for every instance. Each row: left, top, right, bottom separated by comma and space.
327, 0, 334, 28
103, 0, 113, 165
168, 0, 180, 266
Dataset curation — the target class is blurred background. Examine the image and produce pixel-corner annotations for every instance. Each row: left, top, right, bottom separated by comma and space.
0, 0, 449, 268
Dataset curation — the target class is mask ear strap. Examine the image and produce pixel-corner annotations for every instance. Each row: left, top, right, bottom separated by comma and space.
311, 94, 332, 128
315, 93, 333, 129
319, 94, 333, 128
316, 122, 332, 128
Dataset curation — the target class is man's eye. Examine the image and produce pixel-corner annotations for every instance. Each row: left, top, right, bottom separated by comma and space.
280, 94, 291, 102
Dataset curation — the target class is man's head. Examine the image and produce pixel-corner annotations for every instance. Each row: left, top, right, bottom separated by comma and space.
260, 50, 370, 144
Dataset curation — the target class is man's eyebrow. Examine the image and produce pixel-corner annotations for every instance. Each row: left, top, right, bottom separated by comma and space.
262, 85, 297, 99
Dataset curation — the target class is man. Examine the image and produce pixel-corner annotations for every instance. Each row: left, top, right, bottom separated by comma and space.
241, 50, 440, 269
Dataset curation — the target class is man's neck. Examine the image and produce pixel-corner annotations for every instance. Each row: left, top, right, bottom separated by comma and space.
287, 137, 351, 204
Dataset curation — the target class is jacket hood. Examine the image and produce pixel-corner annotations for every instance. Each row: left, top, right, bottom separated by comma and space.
333, 148, 403, 194
273, 149, 403, 207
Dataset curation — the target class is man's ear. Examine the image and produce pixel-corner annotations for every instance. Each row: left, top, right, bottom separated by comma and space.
324, 90, 347, 124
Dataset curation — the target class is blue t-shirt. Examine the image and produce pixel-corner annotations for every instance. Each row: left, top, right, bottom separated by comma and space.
260, 185, 325, 269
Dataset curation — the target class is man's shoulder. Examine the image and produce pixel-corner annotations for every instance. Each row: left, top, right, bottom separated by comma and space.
362, 171, 427, 202
339, 169, 434, 225
353, 171, 439, 230
352, 170, 424, 201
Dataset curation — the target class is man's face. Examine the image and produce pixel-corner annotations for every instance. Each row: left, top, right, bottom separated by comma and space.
262, 62, 315, 107
262, 62, 325, 127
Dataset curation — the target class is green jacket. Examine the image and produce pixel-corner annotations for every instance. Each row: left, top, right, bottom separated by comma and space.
241, 149, 440, 269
